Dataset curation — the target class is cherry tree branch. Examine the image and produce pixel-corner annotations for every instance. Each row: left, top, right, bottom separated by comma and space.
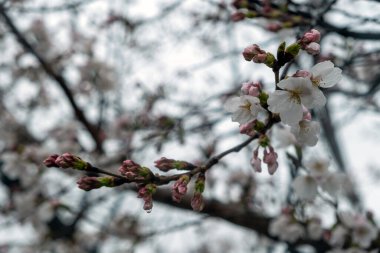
0, 6, 104, 153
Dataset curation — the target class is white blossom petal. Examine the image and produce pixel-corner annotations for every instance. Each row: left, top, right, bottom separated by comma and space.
309, 87, 326, 108
291, 120, 320, 146
292, 175, 318, 201
311, 61, 342, 88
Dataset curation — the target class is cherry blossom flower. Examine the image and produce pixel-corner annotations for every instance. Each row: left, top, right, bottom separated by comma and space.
225, 95, 265, 124
271, 125, 297, 149
305, 157, 330, 180
329, 225, 348, 247
338, 213, 378, 249
351, 216, 378, 248
320, 172, 347, 197
310, 61, 343, 88
268, 77, 324, 125
290, 119, 321, 146
269, 214, 305, 242
292, 175, 318, 201
307, 218, 323, 240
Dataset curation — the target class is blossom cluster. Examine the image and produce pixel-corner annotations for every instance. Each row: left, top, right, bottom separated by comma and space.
269, 210, 379, 251
292, 157, 348, 201
225, 29, 343, 177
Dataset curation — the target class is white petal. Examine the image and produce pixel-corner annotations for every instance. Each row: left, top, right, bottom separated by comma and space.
320, 67, 342, 88
292, 175, 318, 201
297, 120, 320, 146
280, 77, 312, 91
311, 61, 334, 77
224, 97, 241, 112
321, 172, 344, 197
309, 88, 326, 108
280, 101, 303, 125
231, 109, 253, 124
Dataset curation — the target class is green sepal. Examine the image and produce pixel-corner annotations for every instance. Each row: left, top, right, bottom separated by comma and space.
258, 92, 269, 106
285, 43, 301, 58
254, 121, 266, 133
258, 135, 270, 147
246, 11, 257, 18
264, 53, 276, 68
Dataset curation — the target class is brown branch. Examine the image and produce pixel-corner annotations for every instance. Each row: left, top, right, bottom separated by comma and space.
0, 6, 104, 153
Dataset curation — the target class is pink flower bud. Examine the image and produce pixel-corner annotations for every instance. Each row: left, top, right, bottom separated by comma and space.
242, 44, 267, 63
55, 153, 89, 170
231, 12, 245, 22
241, 81, 261, 96
154, 157, 176, 171
250, 147, 262, 172
240, 120, 256, 137
43, 154, 59, 167
191, 192, 204, 211
154, 157, 195, 172
77, 177, 102, 191
266, 23, 282, 32
119, 160, 151, 180
263, 146, 278, 175
301, 29, 321, 44
138, 184, 156, 213
172, 175, 190, 203
302, 106, 312, 121
305, 42, 320, 55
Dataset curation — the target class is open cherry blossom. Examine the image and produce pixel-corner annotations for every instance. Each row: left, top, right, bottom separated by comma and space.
225, 95, 265, 124
310, 61, 342, 88
290, 119, 321, 146
292, 175, 318, 201
268, 77, 325, 125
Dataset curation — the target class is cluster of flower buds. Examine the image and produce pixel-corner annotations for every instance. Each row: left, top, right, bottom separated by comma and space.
191, 173, 205, 211
77, 176, 123, 191
43, 153, 91, 170
119, 160, 153, 181
242, 44, 275, 68
250, 138, 279, 175
298, 29, 321, 55
172, 175, 190, 203
154, 157, 196, 172
137, 184, 157, 213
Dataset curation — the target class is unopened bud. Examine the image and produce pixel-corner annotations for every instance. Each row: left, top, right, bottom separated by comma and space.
242, 44, 267, 63
119, 160, 152, 180
231, 12, 245, 22
191, 192, 204, 211
154, 157, 195, 172
305, 42, 320, 55
43, 154, 59, 167
241, 81, 261, 96
55, 153, 90, 170
172, 175, 190, 203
